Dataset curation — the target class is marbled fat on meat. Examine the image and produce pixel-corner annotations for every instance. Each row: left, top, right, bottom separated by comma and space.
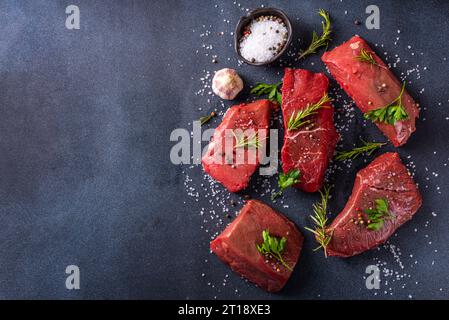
281, 68, 339, 192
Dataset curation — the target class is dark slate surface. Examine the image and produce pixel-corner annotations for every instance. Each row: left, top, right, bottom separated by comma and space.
0, 0, 448, 299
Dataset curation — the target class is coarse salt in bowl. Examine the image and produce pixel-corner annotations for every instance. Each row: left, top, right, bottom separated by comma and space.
239, 17, 288, 64
235, 8, 293, 66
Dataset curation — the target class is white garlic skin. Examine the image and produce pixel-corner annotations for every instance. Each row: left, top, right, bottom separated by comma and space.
212, 68, 244, 100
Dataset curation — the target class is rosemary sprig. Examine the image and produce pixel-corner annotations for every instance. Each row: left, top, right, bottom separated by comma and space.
364, 199, 394, 231
287, 93, 332, 131
199, 111, 216, 125
256, 230, 292, 271
364, 83, 408, 125
304, 185, 333, 257
232, 130, 265, 149
298, 9, 332, 60
335, 139, 386, 161
355, 48, 387, 69
251, 82, 282, 105
271, 169, 301, 200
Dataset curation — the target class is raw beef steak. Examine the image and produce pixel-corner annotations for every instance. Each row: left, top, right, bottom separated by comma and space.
210, 200, 303, 292
202, 100, 275, 192
327, 152, 422, 257
281, 68, 339, 192
322, 35, 419, 147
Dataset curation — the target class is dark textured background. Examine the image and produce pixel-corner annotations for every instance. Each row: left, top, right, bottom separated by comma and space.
0, 0, 448, 299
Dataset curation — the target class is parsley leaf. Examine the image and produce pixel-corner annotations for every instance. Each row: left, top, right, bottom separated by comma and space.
256, 230, 292, 271
271, 169, 301, 200
364, 83, 408, 125
251, 82, 282, 105
365, 199, 394, 231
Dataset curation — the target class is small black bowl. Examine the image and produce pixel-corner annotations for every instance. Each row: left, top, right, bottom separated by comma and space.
234, 7, 293, 66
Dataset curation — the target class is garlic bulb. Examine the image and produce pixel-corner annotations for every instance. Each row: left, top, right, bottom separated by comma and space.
212, 68, 244, 100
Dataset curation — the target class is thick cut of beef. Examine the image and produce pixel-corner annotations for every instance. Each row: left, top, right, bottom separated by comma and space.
327, 152, 422, 257
210, 200, 303, 292
202, 100, 275, 192
322, 35, 419, 147
281, 68, 339, 192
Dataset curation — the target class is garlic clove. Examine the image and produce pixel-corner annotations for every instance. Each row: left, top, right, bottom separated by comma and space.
212, 68, 244, 100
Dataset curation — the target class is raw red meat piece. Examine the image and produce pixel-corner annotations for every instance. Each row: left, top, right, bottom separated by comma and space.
327, 152, 422, 257
281, 68, 339, 193
210, 200, 303, 292
202, 100, 275, 192
322, 35, 419, 147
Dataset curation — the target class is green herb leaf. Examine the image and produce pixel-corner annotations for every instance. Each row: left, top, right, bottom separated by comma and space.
232, 130, 265, 149
251, 82, 282, 105
298, 9, 332, 60
199, 112, 216, 125
355, 48, 387, 69
304, 185, 333, 257
275, 91, 282, 106
256, 230, 292, 271
367, 221, 384, 231
271, 169, 301, 200
287, 93, 332, 131
335, 139, 386, 161
364, 83, 408, 125
365, 199, 394, 231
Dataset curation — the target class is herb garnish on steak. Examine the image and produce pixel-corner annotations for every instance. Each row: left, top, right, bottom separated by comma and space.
307, 153, 422, 258
326, 152, 422, 257
287, 93, 332, 131
322, 35, 420, 147
210, 200, 303, 292
201, 99, 275, 192
364, 199, 395, 231
364, 83, 409, 125
355, 48, 387, 70
280, 69, 339, 193
256, 230, 292, 271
